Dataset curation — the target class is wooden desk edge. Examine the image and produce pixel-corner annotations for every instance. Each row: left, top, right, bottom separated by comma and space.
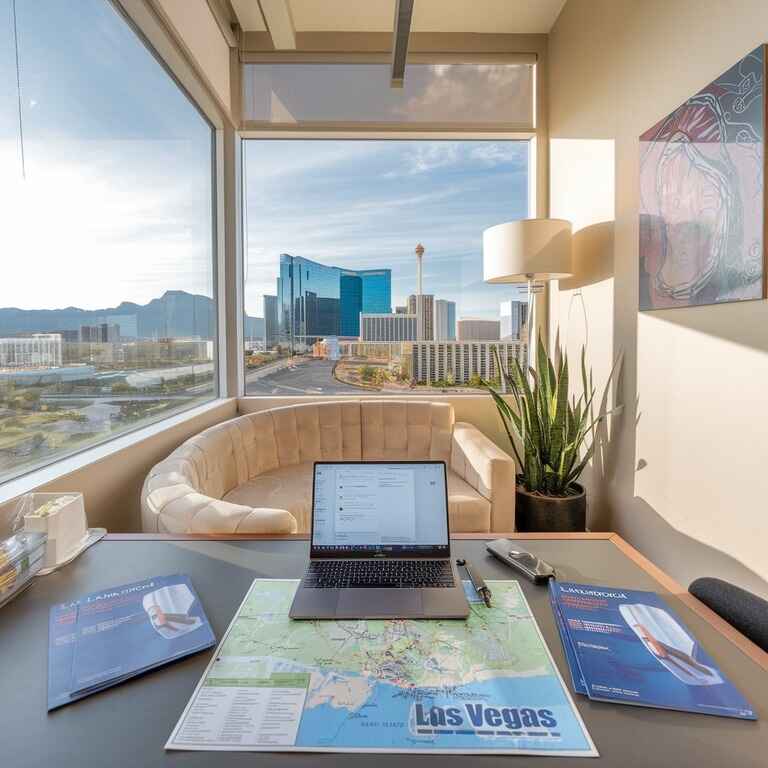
608, 533, 768, 673
103, 531, 768, 672
104, 532, 616, 541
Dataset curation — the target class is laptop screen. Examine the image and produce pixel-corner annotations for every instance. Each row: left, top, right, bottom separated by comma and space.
311, 462, 449, 557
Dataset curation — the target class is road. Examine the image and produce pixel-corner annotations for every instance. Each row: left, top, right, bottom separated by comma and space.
41, 393, 196, 402
245, 359, 368, 395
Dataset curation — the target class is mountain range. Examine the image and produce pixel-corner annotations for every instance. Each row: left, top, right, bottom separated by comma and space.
0, 291, 264, 340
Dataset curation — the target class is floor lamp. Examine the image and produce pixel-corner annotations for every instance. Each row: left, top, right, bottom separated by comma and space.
483, 219, 573, 376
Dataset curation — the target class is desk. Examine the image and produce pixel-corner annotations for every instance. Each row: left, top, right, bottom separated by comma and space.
2, 533, 766, 767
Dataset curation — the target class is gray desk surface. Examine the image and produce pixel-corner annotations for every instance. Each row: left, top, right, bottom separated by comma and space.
2, 535, 766, 767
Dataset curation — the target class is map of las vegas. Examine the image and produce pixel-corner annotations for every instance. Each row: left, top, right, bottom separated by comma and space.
167, 579, 597, 756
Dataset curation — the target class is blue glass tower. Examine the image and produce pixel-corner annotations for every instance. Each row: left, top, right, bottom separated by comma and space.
278, 256, 391, 346
278, 254, 341, 351
359, 270, 392, 315
340, 272, 363, 336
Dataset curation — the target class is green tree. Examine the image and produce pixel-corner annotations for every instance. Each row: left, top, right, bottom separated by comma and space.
359, 365, 375, 382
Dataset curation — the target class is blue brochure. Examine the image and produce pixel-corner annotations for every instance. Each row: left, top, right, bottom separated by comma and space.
549, 581, 756, 720
548, 581, 587, 695
48, 574, 215, 710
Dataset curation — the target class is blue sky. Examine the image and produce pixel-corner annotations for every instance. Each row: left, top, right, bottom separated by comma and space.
1, 0, 214, 312
244, 140, 530, 321
1, 1, 530, 323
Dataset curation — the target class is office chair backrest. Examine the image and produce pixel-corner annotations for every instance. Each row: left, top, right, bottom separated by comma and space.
689, 577, 768, 653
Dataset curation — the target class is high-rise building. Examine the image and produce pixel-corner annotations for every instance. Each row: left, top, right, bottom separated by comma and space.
277, 255, 392, 349
407, 294, 434, 341
263, 294, 278, 349
394, 305, 408, 314
360, 313, 417, 342
411, 341, 524, 388
434, 299, 456, 341
500, 300, 528, 340
340, 272, 363, 336
0, 334, 63, 369
79, 323, 120, 343
278, 255, 340, 351
340, 268, 392, 336
456, 318, 500, 341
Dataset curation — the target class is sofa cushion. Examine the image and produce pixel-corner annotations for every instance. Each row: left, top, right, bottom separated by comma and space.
221, 462, 490, 535
223, 461, 314, 533
447, 471, 492, 533
360, 400, 453, 462
267, 401, 362, 467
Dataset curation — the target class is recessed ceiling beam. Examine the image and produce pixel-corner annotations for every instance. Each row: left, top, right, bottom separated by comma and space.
205, 0, 238, 47
258, 0, 296, 49
391, 0, 414, 88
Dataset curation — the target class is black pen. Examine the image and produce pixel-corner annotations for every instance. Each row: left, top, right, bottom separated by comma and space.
457, 558, 492, 608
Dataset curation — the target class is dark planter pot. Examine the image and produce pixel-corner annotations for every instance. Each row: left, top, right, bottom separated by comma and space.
515, 484, 587, 532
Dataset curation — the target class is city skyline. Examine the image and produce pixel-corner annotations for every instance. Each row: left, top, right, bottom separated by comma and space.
244, 139, 529, 322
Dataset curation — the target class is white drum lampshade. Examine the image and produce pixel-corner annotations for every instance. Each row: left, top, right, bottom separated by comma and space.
483, 219, 573, 283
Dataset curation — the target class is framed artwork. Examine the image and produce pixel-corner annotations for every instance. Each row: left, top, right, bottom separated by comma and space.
639, 45, 766, 310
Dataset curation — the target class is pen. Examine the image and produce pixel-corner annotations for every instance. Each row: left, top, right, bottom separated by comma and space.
456, 558, 492, 607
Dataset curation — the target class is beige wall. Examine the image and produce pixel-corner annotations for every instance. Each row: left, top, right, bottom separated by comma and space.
550, 0, 768, 597
153, 0, 232, 115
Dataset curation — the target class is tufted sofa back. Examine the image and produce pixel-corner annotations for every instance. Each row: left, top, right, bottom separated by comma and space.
142, 400, 455, 531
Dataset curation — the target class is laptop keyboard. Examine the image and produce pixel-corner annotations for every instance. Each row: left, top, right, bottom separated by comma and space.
303, 559, 455, 589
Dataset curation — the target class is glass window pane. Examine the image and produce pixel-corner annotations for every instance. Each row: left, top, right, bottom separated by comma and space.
243, 63, 534, 126
243, 139, 529, 395
0, 0, 216, 484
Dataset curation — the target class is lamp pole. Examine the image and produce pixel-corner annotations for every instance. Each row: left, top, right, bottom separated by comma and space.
526, 274, 536, 376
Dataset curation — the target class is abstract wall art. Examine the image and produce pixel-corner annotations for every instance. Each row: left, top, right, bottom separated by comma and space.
639, 45, 766, 310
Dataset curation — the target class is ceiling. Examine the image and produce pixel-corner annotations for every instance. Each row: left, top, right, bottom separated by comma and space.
230, 0, 567, 35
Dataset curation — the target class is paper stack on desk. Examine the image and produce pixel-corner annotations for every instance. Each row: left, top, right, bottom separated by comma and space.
48, 574, 215, 710
549, 580, 756, 720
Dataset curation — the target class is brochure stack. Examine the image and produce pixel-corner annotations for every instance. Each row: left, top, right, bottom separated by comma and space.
549, 580, 756, 720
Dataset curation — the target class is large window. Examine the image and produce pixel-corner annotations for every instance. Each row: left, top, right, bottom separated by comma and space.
0, 0, 217, 484
243, 139, 530, 395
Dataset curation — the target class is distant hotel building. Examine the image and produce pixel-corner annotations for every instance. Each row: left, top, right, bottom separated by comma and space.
412, 341, 524, 387
500, 300, 528, 340
456, 318, 500, 341
434, 299, 456, 341
360, 313, 417, 342
341, 268, 391, 336
263, 294, 278, 348
0, 333, 63, 369
277, 254, 391, 350
407, 294, 434, 341
79, 323, 120, 343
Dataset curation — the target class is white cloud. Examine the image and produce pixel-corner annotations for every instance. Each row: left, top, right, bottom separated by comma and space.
0, 138, 214, 311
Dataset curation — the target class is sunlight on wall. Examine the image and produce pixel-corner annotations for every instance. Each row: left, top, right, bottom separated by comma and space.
636, 308, 768, 586
550, 138, 616, 527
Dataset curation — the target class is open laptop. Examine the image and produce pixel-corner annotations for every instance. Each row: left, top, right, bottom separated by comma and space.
289, 460, 470, 620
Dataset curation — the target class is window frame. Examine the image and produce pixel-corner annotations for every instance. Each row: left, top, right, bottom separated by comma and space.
236, 49, 547, 398
117, 0, 228, 399
239, 131, 537, 398
239, 53, 538, 135
0, 0, 230, 499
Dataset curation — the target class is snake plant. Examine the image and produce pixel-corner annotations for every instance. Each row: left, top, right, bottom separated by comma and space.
485, 337, 621, 497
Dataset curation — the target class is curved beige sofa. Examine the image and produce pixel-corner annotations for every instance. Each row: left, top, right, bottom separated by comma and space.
141, 400, 515, 535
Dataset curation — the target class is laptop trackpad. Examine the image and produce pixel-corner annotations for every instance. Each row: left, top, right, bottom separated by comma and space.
337, 589, 422, 619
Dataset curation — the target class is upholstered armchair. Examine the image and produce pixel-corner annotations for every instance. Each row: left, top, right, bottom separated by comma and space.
141, 400, 516, 535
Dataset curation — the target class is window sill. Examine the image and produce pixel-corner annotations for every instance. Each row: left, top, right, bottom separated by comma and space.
239, 392, 496, 401
0, 398, 235, 509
